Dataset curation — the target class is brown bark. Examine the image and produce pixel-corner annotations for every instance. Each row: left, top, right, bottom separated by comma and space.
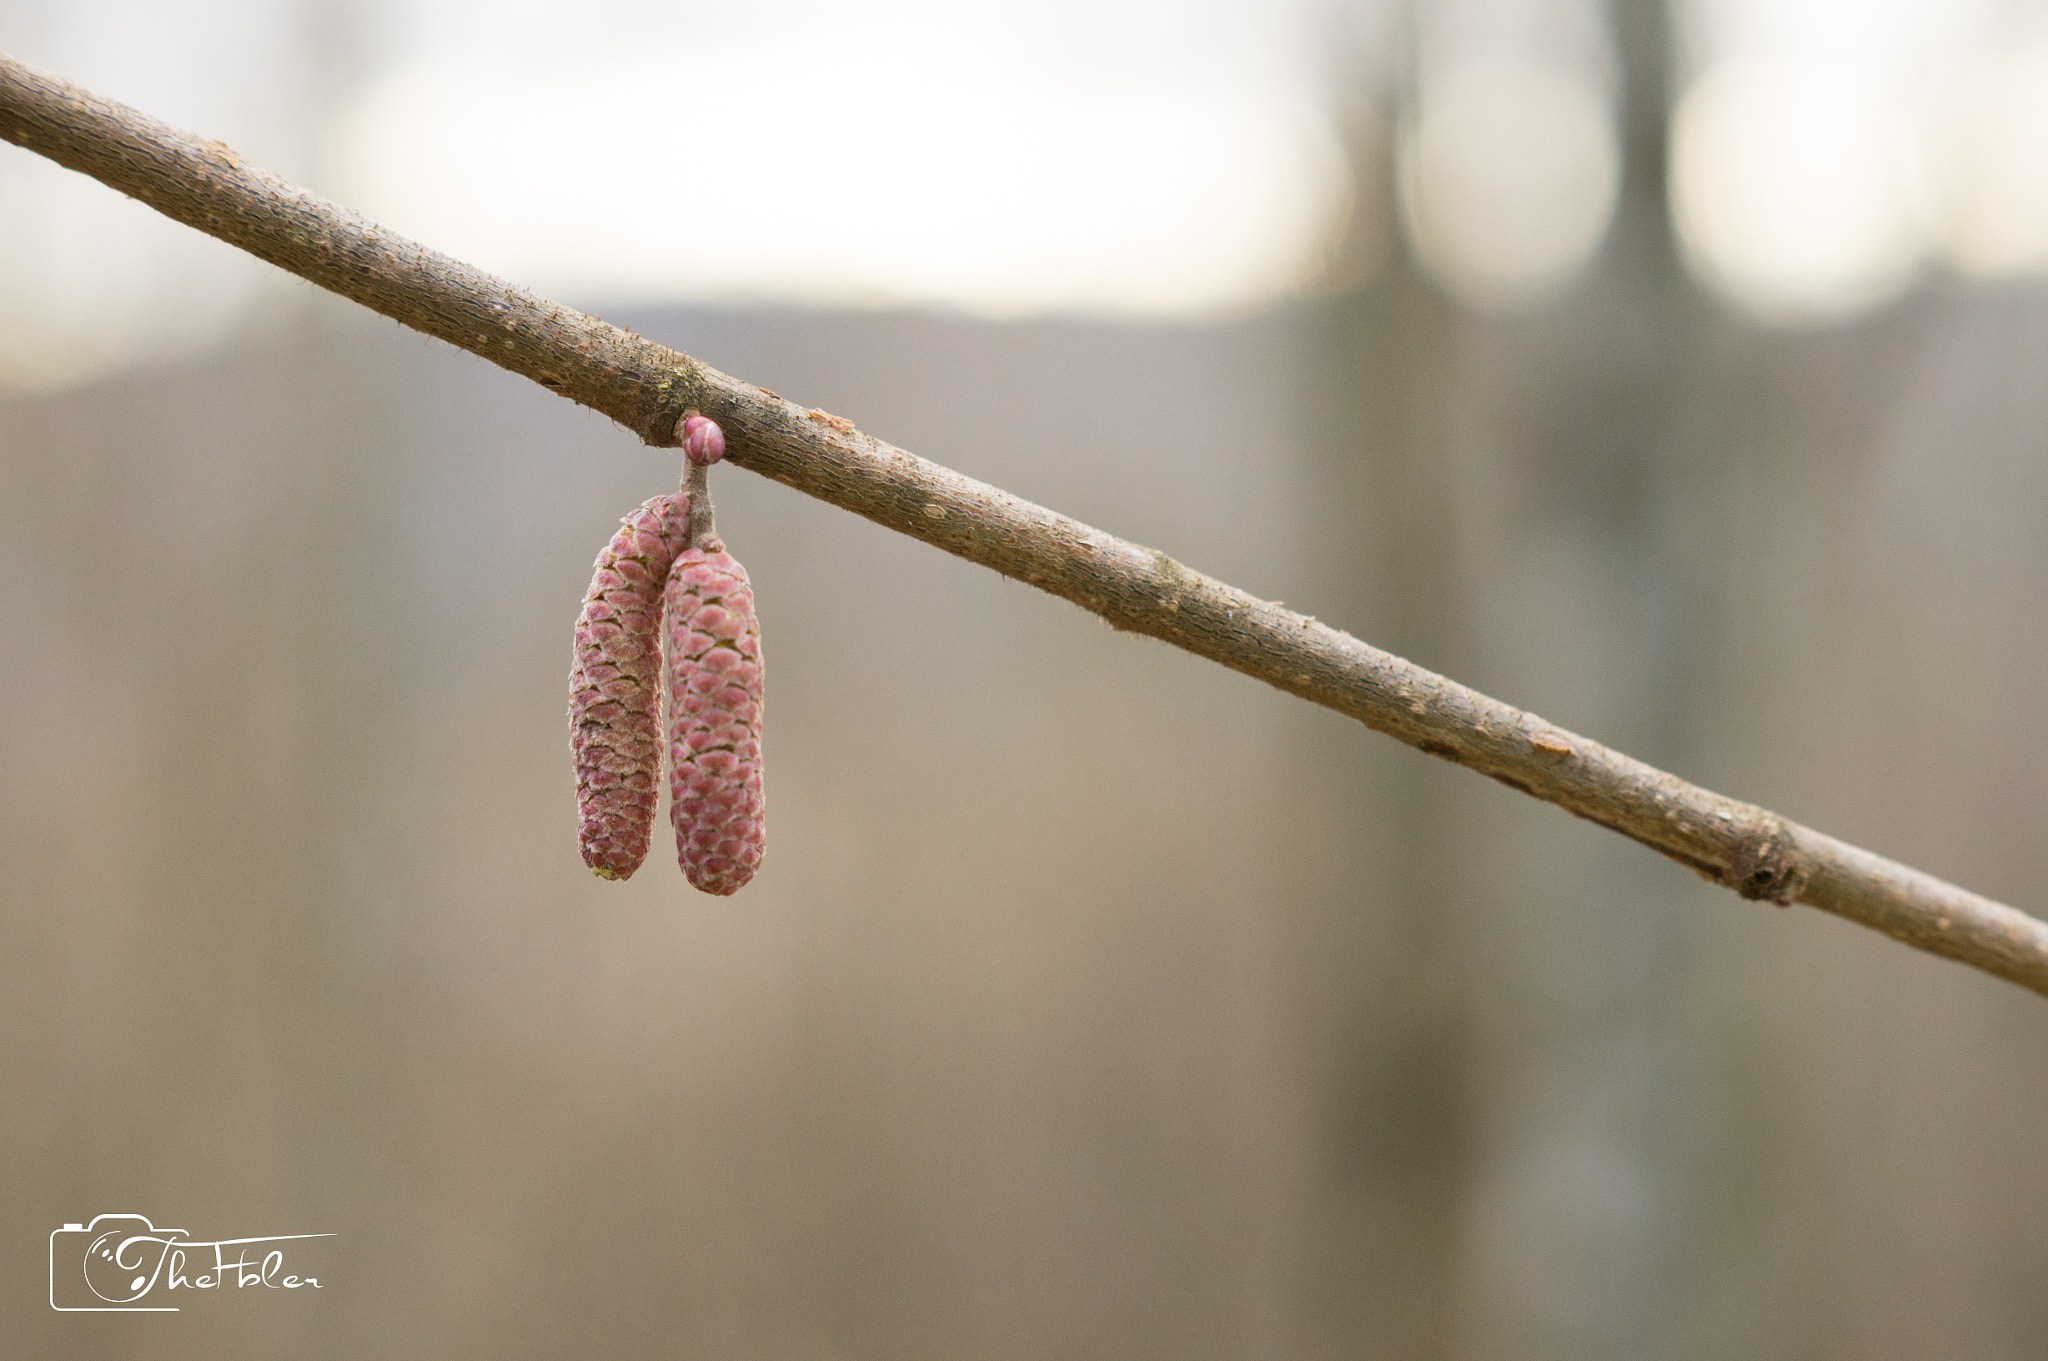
5, 48, 2045, 996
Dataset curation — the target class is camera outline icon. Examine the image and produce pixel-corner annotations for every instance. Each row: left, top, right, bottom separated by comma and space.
50, 1214, 187, 1311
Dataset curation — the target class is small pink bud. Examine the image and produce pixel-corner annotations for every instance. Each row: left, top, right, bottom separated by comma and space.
682, 414, 727, 467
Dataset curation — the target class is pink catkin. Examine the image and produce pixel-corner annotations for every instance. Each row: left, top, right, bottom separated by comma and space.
664, 542, 766, 895
569, 494, 689, 879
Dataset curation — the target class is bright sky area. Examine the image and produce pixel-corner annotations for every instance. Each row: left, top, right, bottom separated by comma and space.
6, 0, 2048, 390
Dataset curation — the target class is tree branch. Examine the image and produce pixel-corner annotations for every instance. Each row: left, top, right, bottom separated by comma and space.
6, 48, 2045, 997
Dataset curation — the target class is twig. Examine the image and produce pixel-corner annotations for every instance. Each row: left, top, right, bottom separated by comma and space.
5, 48, 2045, 997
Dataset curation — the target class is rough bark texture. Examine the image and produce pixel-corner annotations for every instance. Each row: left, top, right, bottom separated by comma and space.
570, 494, 690, 879
6, 50, 2047, 994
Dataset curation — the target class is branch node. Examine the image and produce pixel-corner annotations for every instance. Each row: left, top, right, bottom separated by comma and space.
1725, 813, 1809, 906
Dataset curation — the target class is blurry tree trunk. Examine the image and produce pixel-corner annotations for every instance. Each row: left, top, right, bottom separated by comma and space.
1297, 2, 1699, 1354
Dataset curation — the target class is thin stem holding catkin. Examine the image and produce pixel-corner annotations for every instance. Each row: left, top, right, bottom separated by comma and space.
684, 459, 719, 552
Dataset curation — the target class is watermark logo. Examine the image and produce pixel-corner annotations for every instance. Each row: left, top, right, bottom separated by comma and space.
50, 1214, 334, 1311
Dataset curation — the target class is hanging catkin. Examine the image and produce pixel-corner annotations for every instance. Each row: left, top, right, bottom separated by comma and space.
569, 492, 689, 879
666, 416, 766, 895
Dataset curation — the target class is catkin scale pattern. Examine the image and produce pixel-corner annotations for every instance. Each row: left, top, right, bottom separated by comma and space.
664, 542, 766, 895
568, 494, 689, 878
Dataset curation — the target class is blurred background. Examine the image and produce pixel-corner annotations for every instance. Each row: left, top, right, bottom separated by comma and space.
5, 0, 2048, 1355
